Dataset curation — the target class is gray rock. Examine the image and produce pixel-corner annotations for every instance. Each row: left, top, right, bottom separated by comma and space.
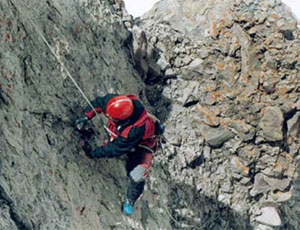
217, 193, 232, 205
255, 224, 274, 230
221, 181, 233, 193
194, 104, 220, 127
2, 0, 300, 229
157, 55, 170, 71
229, 37, 241, 57
243, 0, 254, 6
184, 147, 202, 165
148, 58, 162, 78
0, 205, 18, 230
165, 68, 176, 76
174, 56, 182, 67
0, 1, 170, 229
229, 120, 255, 141
200, 125, 235, 147
287, 112, 300, 138
258, 107, 284, 141
262, 168, 276, 177
256, 207, 281, 226
233, 24, 261, 77
177, 81, 200, 106
230, 156, 250, 177
182, 56, 192, 65
132, 25, 148, 78
199, 49, 209, 59
169, 135, 182, 146
264, 51, 277, 70
240, 177, 251, 185
132, 25, 162, 80
141, 0, 234, 41
264, 177, 291, 191
181, 58, 205, 80
250, 174, 271, 197
203, 146, 211, 159
270, 156, 288, 177
188, 58, 204, 70
271, 190, 292, 203
138, 0, 300, 228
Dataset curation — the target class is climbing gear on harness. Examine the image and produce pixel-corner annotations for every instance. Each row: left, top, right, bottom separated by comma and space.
147, 112, 165, 136
77, 127, 95, 140
123, 198, 135, 216
106, 96, 134, 121
155, 120, 165, 136
75, 115, 88, 130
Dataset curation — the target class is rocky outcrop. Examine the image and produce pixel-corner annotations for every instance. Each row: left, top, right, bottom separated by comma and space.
0, 0, 172, 229
137, 0, 300, 229
1, 0, 300, 229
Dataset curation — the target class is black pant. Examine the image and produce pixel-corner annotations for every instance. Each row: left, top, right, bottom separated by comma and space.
125, 149, 152, 203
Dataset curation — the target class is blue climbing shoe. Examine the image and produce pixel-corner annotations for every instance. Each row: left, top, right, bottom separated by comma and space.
123, 199, 134, 216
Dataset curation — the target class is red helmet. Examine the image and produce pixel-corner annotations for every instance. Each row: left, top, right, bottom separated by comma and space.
106, 96, 134, 120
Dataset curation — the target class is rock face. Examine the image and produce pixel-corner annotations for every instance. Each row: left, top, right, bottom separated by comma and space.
258, 106, 284, 142
137, 0, 300, 229
1, 0, 300, 230
256, 206, 282, 227
0, 0, 171, 229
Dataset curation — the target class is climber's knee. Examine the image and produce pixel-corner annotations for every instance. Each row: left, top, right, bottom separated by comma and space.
129, 165, 146, 183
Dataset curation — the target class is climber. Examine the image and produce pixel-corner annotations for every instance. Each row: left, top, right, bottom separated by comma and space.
75, 94, 158, 216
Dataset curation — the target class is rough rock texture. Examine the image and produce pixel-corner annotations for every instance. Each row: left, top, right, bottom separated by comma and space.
0, 0, 171, 229
137, 0, 300, 229
1, 0, 300, 229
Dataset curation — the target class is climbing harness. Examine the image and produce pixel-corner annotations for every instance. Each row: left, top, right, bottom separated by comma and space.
104, 120, 165, 154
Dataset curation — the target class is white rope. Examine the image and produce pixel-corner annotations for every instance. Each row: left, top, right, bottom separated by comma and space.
12, 0, 100, 120
104, 126, 117, 138
36, 27, 100, 118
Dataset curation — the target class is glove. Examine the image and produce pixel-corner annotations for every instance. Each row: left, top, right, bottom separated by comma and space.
80, 139, 94, 159
75, 115, 88, 130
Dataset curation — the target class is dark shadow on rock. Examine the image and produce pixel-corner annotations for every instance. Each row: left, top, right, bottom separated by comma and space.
144, 79, 173, 123
123, 27, 173, 124
139, 159, 254, 230
166, 181, 253, 230
144, 161, 253, 230
278, 162, 300, 230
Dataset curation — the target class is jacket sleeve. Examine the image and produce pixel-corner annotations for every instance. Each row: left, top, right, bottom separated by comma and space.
84, 94, 117, 119
91, 126, 145, 158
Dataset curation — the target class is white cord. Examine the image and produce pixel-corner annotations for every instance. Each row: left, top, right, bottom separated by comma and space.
12, 0, 100, 120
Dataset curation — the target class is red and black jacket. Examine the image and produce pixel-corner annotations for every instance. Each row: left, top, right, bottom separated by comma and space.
84, 94, 156, 158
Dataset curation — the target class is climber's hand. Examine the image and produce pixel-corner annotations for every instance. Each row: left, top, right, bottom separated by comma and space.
75, 115, 88, 130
